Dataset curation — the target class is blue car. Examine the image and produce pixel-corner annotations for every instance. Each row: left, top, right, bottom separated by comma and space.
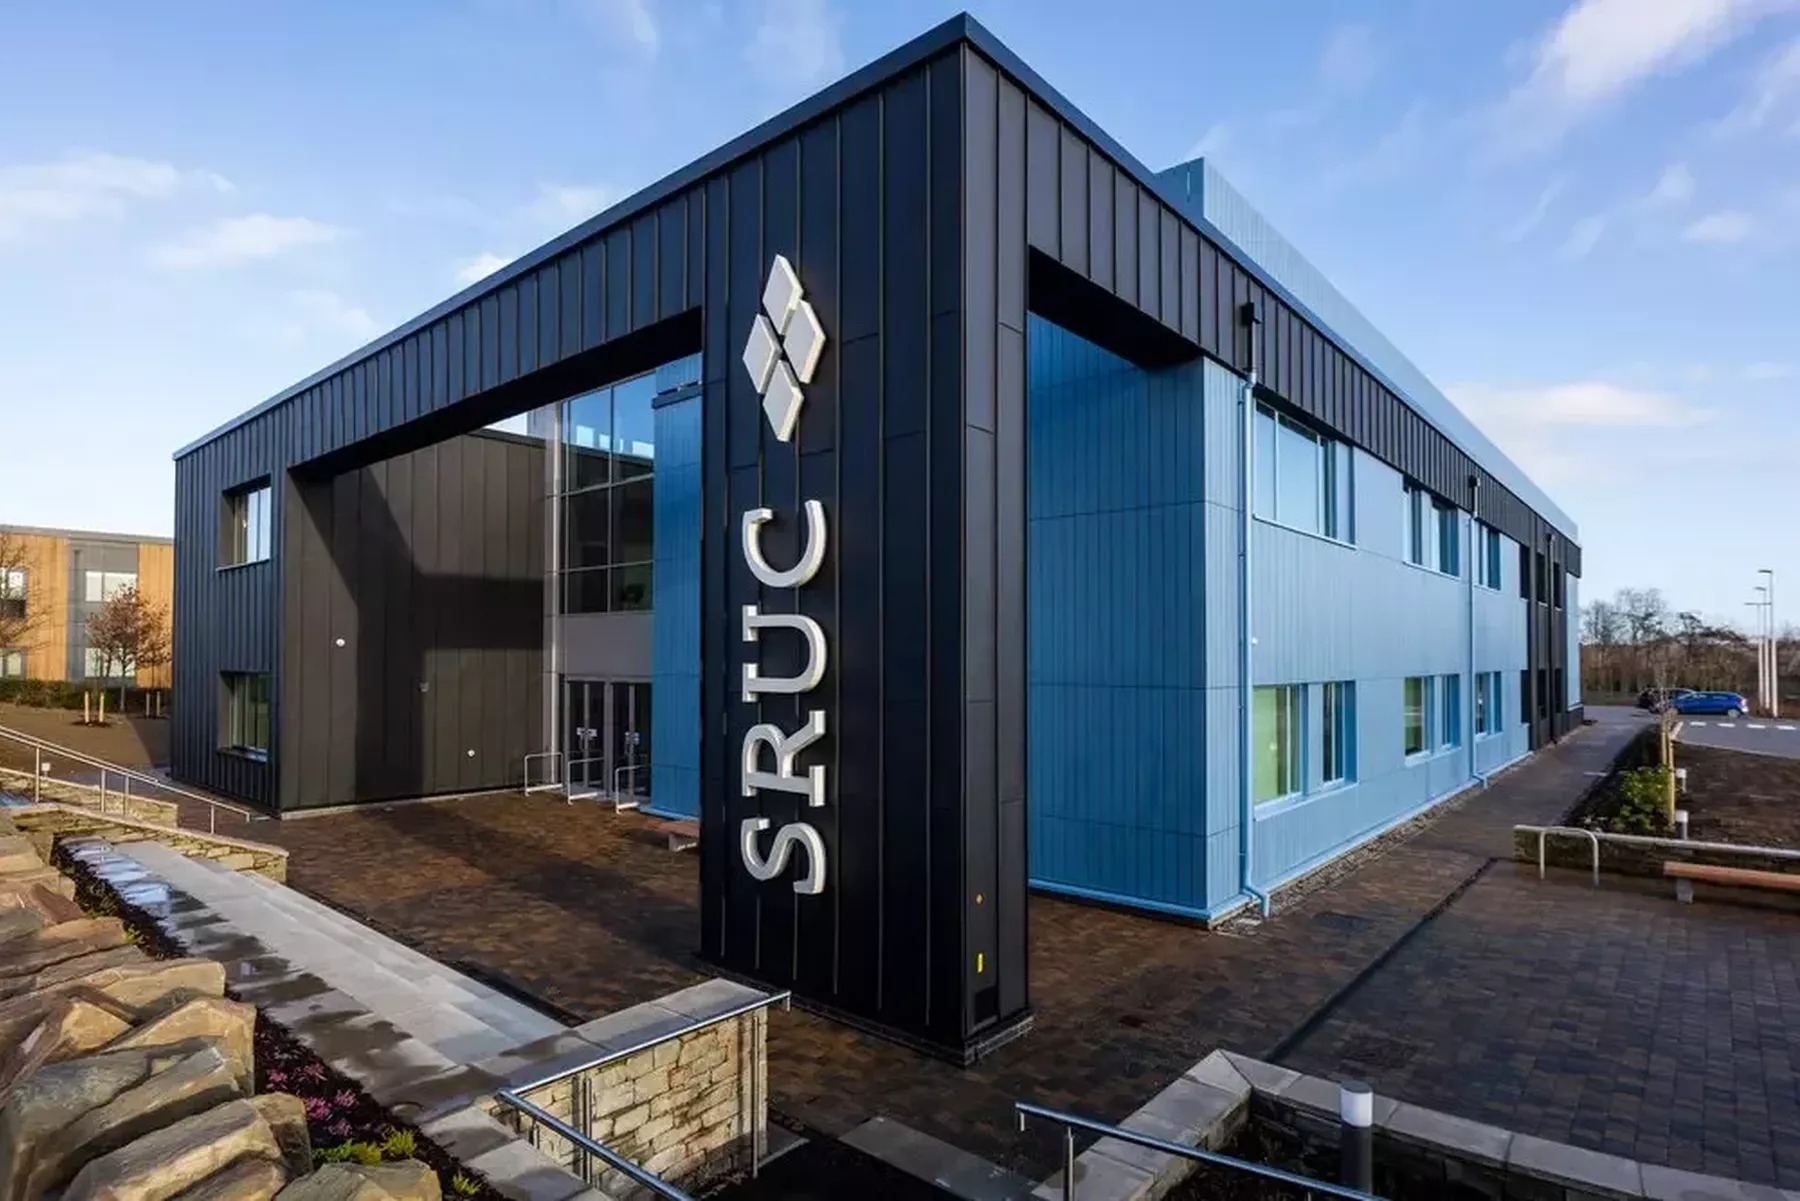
1670, 691, 1750, 717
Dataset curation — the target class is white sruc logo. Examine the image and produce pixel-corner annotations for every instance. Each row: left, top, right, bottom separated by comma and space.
737, 254, 829, 896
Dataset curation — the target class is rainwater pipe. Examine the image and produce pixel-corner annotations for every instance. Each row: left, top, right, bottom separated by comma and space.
1239, 301, 1272, 917
1469, 474, 1490, 788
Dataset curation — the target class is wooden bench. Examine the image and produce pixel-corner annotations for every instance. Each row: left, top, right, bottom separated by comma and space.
656, 820, 700, 852
1663, 860, 1800, 902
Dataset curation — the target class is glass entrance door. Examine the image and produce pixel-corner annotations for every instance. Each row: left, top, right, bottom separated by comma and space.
561, 678, 651, 806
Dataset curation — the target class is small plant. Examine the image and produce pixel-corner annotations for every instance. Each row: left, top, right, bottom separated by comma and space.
381, 1128, 418, 1159
449, 1173, 483, 1197
317, 1141, 385, 1166
1610, 765, 1673, 836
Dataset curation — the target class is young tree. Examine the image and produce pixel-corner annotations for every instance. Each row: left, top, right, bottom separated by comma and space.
84, 584, 168, 709
0, 530, 42, 656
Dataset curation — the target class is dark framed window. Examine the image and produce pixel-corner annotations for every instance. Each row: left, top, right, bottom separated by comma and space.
223, 483, 272, 566
221, 672, 271, 757
1322, 681, 1355, 785
0, 568, 24, 622
1254, 404, 1353, 542
559, 371, 659, 615
1521, 669, 1532, 725
1519, 545, 1531, 599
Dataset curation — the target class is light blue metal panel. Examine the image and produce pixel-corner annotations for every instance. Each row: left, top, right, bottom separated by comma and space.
649, 395, 701, 820
1203, 686, 1241, 838
1028, 315, 1211, 915
1201, 360, 1242, 508
1160, 157, 1576, 543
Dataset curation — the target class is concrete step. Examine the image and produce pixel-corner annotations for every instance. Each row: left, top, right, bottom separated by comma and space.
115, 843, 562, 1062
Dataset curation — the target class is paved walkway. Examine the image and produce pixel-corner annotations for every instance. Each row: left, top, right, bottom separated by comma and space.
259, 715, 1660, 1177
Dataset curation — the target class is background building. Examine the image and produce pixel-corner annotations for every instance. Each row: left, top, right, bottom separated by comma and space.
169, 15, 1580, 1060
0, 523, 173, 689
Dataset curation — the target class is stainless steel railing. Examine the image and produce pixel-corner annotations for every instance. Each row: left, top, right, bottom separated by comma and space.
492, 990, 791, 1199
0, 722, 261, 833
1016, 1100, 1384, 1201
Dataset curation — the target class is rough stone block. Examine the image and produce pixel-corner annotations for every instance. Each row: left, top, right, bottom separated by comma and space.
0, 918, 128, 978
612, 1103, 650, 1136
590, 1082, 633, 1116
649, 1084, 699, 1120
0, 946, 149, 1001
248, 1094, 311, 1180
105, 999, 257, 1096
0, 995, 133, 1093
1506, 1133, 1643, 1199
0, 908, 47, 946
651, 1040, 680, 1070
168, 1155, 288, 1201
275, 1159, 442, 1201
630, 1068, 670, 1105
24, 1043, 245, 1197
62, 1097, 282, 1201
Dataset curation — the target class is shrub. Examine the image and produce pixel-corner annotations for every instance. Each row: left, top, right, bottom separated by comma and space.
382, 1129, 418, 1159
1610, 766, 1673, 836
317, 1141, 385, 1166
450, 1174, 483, 1197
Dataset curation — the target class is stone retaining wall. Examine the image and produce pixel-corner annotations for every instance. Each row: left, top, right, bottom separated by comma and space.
1515, 826, 1800, 882
1, 766, 180, 827
9, 803, 288, 882
486, 981, 771, 1196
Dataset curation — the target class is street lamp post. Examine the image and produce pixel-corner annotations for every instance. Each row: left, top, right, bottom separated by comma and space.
1762, 569, 1778, 718
1747, 601, 1767, 711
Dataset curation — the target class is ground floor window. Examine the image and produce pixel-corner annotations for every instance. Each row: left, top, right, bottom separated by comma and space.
221, 672, 271, 757
84, 647, 135, 680
1322, 681, 1355, 785
1253, 684, 1303, 804
1439, 674, 1462, 749
0, 649, 23, 679
1404, 676, 1431, 756
1475, 671, 1503, 736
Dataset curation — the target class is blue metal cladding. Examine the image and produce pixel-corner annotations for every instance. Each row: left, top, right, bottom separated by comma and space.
1026, 315, 1212, 915
650, 395, 702, 819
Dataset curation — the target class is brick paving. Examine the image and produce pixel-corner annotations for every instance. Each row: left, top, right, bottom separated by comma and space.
257, 712, 1691, 1179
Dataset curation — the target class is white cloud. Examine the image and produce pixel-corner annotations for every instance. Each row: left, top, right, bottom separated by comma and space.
1557, 214, 1608, 258
1319, 25, 1381, 94
746, 0, 843, 92
1450, 381, 1708, 428
1486, 0, 1778, 156
153, 213, 342, 268
1645, 162, 1695, 206
1682, 208, 1756, 242
1713, 35, 1800, 133
287, 289, 379, 342
1320, 103, 1434, 191
456, 251, 513, 285
1182, 122, 1232, 164
1745, 361, 1796, 380
582, 0, 659, 56
1503, 178, 1567, 241
524, 182, 623, 228
0, 152, 231, 244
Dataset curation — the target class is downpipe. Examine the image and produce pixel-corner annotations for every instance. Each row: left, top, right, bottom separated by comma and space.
1238, 302, 1271, 918
1469, 475, 1490, 789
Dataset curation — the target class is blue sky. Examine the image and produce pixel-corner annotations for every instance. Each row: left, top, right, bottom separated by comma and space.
3, 0, 1796, 627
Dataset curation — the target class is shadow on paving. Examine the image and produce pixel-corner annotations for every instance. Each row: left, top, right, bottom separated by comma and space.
263, 713, 1645, 1179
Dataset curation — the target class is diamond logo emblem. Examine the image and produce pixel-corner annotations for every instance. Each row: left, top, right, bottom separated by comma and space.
743, 254, 825, 442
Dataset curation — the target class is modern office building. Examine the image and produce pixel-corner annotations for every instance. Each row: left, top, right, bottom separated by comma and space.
0, 523, 174, 688
169, 15, 1580, 1060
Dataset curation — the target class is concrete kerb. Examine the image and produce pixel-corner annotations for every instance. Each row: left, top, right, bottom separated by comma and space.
1023, 1048, 1796, 1201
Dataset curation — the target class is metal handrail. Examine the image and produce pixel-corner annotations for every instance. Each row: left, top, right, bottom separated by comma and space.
522, 750, 563, 794
0, 722, 260, 833
1016, 1101, 1383, 1201
492, 990, 790, 1200
609, 762, 640, 811
494, 1089, 696, 1201
1525, 825, 1600, 887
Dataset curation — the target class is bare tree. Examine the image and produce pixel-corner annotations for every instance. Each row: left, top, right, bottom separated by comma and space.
84, 584, 166, 709
0, 531, 43, 656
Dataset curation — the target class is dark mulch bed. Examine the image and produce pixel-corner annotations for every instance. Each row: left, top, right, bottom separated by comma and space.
51, 841, 504, 1199
1674, 742, 1800, 847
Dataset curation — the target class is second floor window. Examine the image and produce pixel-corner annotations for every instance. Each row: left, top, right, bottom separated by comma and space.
1253, 405, 1352, 542
0, 568, 25, 621
224, 484, 272, 566
1403, 484, 1459, 576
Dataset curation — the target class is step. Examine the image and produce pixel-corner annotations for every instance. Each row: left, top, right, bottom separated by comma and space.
115, 843, 554, 1061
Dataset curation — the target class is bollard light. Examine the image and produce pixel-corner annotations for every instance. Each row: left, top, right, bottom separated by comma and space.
1340, 1080, 1374, 1191
1675, 767, 1688, 794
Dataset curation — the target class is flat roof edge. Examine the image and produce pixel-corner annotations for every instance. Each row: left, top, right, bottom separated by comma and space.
0, 523, 174, 546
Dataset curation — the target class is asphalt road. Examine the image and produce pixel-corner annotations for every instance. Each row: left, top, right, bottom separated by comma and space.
1675, 716, 1800, 759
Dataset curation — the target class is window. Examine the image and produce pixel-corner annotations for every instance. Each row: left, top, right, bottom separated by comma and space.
1535, 551, 1548, 604
1474, 524, 1502, 590
1253, 404, 1352, 541
0, 568, 24, 622
1404, 676, 1430, 756
1519, 545, 1532, 599
1475, 671, 1503, 736
1322, 681, 1355, 785
221, 672, 272, 756
223, 484, 272, 566
1537, 668, 1549, 719
560, 372, 658, 614
84, 647, 135, 680
1553, 568, 1564, 609
1521, 669, 1532, 724
1253, 684, 1303, 804
1403, 484, 1457, 574
83, 571, 136, 603
1439, 674, 1461, 749
0, 649, 23, 679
